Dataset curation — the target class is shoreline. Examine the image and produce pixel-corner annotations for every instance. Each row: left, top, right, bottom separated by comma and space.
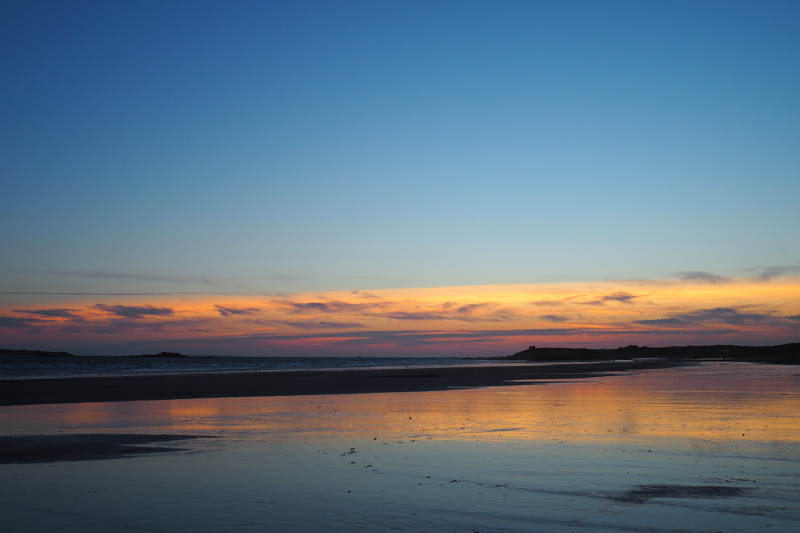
0, 358, 694, 407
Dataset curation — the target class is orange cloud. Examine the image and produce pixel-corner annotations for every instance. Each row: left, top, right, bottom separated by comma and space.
2, 276, 799, 355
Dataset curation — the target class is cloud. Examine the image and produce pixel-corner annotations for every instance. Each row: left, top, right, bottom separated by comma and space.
453, 303, 492, 315
383, 306, 511, 323
677, 272, 730, 284
749, 265, 800, 281
540, 314, 570, 323
531, 293, 641, 307
0, 316, 42, 329
214, 305, 261, 317
350, 290, 381, 299
581, 292, 641, 305
286, 302, 333, 312
277, 321, 365, 330
278, 300, 378, 314
57, 317, 214, 335
383, 311, 449, 321
529, 297, 577, 306
13, 308, 82, 319
635, 307, 774, 327
600, 292, 640, 303
93, 304, 175, 319
72, 271, 226, 286
276, 298, 516, 324
253, 327, 587, 344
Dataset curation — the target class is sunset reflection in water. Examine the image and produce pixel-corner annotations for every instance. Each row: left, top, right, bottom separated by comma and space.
3, 362, 800, 533
4, 362, 798, 452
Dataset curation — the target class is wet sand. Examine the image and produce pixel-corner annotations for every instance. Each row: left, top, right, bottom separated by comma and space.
0, 434, 209, 464
2, 362, 798, 532
0, 359, 686, 407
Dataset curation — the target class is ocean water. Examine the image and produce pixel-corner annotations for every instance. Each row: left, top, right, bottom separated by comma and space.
1, 362, 799, 532
0, 354, 500, 380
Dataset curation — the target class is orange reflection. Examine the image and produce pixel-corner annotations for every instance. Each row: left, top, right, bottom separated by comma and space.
6, 364, 795, 449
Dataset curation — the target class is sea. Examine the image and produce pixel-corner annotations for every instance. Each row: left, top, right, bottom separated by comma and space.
0, 354, 504, 380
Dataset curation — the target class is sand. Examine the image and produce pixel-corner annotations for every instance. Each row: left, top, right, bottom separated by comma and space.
0, 358, 685, 406
0, 434, 210, 464
1, 362, 799, 532
2, 362, 799, 532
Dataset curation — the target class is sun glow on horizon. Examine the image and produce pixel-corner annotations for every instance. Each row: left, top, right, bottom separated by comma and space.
2, 276, 799, 356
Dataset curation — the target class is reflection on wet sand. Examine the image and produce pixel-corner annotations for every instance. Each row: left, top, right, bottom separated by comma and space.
7, 362, 793, 447
1, 362, 798, 532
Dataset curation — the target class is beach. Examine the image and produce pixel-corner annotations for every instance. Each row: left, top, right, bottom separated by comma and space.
0, 358, 680, 407
1, 360, 799, 532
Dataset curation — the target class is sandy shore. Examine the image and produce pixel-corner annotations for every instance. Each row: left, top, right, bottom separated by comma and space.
0, 434, 210, 464
3, 362, 798, 532
0, 359, 689, 406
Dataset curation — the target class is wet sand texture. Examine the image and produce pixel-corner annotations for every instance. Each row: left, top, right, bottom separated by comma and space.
610, 484, 751, 503
2, 363, 797, 532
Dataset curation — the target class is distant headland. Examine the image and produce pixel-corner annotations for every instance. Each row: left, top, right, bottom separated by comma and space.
0, 349, 187, 358
1, 344, 798, 364
1, 343, 798, 406
503, 343, 800, 364
0, 349, 76, 357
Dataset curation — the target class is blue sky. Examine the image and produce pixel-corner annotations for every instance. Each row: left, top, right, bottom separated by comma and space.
1, 1, 799, 354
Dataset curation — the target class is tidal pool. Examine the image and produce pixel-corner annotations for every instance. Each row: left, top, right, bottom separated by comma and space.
1, 362, 799, 532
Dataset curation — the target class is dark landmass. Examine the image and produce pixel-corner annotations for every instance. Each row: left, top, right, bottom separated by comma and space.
0, 434, 209, 464
4, 343, 798, 363
128, 351, 188, 358
0, 349, 187, 358
0, 358, 689, 407
504, 342, 800, 364
0, 348, 75, 357
0, 343, 796, 407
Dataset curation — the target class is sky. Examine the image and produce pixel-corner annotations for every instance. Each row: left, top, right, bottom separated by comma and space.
1, 0, 799, 356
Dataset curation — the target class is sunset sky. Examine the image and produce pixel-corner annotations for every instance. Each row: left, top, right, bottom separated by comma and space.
2, 1, 799, 356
